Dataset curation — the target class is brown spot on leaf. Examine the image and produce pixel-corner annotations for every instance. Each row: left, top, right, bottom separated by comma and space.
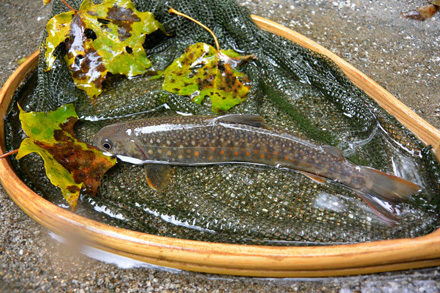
36, 141, 113, 195
53, 130, 73, 142
107, 5, 140, 22
67, 185, 81, 194
117, 23, 133, 41
97, 18, 110, 24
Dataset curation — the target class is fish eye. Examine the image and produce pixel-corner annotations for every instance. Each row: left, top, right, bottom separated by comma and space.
101, 139, 113, 151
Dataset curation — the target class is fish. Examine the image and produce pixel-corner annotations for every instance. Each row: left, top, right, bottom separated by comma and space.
93, 114, 421, 225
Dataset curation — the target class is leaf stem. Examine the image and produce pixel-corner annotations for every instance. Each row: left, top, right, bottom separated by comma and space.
61, 0, 77, 12
0, 149, 19, 159
168, 7, 220, 52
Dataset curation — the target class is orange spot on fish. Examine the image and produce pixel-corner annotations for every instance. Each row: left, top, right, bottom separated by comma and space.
254, 150, 258, 154
178, 154, 183, 159
194, 151, 200, 156
186, 149, 191, 153
208, 156, 213, 160
167, 151, 172, 156
260, 155, 265, 159
241, 148, 245, 152
211, 147, 215, 151
284, 156, 289, 160
246, 152, 250, 156
234, 152, 239, 156
220, 150, 225, 155
274, 151, 279, 155
305, 163, 310, 167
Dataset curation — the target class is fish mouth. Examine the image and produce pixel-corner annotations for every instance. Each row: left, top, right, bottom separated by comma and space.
101, 151, 116, 158
113, 154, 146, 165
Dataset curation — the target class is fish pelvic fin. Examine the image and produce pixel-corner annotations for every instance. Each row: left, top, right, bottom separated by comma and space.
144, 164, 172, 191
299, 171, 326, 183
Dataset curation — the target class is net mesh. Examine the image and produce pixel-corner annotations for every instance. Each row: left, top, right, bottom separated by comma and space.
5, 0, 440, 245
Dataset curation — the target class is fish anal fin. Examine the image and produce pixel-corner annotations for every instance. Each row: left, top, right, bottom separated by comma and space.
355, 190, 400, 227
214, 114, 270, 129
144, 164, 172, 191
299, 171, 326, 183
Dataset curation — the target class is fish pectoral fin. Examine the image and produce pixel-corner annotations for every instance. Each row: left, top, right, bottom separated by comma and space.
214, 114, 271, 129
299, 171, 326, 183
144, 164, 172, 191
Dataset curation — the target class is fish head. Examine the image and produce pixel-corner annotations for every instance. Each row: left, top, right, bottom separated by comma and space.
93, 123, 145, 161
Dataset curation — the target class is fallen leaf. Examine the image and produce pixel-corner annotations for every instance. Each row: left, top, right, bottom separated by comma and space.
161, 42, 255, 112
45, 0, 166, 100
16, 104, 116, 210
401, 4, 439, 20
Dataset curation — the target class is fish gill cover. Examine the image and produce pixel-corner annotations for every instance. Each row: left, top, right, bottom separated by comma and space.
5, 0, 440, 245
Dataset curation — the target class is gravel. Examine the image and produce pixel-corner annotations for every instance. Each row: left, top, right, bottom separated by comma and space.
1, 0, 439, 292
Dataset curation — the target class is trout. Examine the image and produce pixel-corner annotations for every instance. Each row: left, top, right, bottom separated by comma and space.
94, 114, 421, 225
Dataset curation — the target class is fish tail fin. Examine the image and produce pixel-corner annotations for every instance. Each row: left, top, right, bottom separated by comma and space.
355, 167, 421, 226
360, 167, 421, 202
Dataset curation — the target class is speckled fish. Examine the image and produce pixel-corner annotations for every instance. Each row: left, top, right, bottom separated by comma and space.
94, 114, 421, 225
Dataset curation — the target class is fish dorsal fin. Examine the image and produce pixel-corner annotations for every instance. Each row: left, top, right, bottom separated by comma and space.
322, 145, 344, 161
214, 114, 270, 129
144, 164, 172, 191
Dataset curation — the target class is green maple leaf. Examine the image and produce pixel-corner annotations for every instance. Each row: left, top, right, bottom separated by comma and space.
44, 0, 166, 100
16, 104, 116, 210
161, 42, 255, 112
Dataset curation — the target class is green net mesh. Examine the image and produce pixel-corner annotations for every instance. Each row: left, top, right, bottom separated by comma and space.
5, 0, 440, 245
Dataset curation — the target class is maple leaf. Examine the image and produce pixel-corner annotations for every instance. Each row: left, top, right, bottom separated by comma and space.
161, 42, 255, 112
44, 0, 166, 100
16, 104, 116, 210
